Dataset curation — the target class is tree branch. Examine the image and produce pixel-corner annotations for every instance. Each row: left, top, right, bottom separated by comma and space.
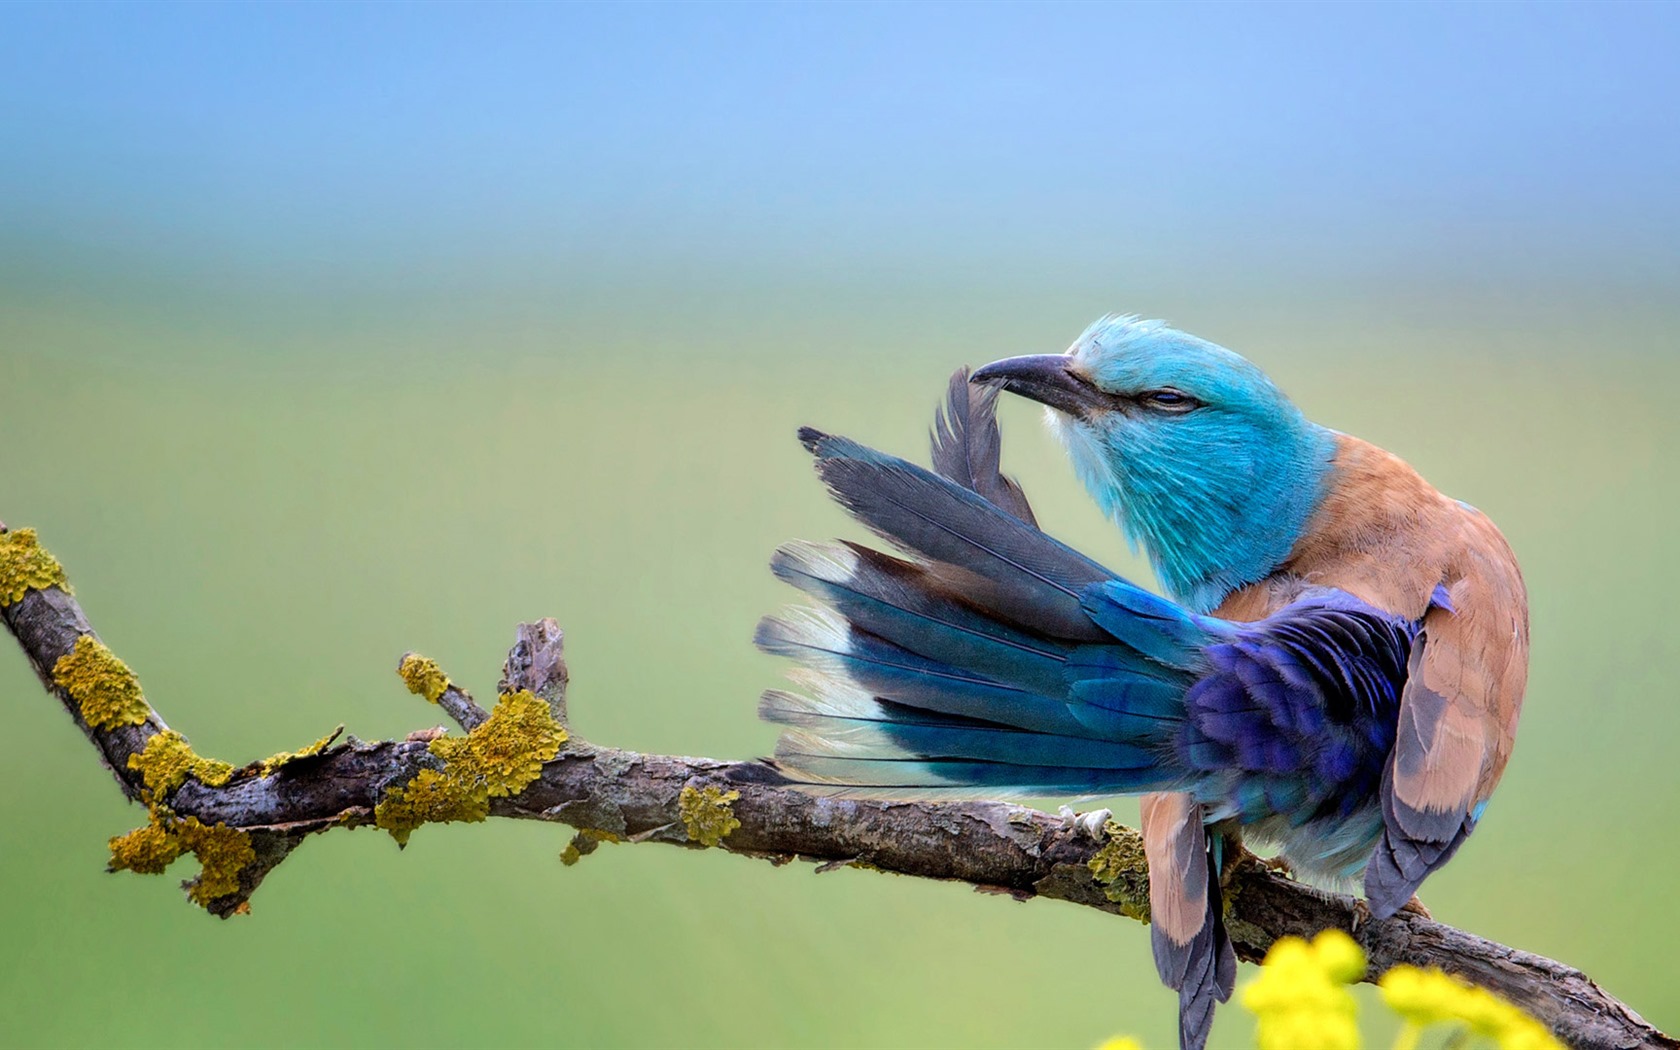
0, 524, 1670, 1050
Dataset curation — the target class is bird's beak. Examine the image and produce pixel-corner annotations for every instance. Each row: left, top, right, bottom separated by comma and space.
970, 354, 1110, 418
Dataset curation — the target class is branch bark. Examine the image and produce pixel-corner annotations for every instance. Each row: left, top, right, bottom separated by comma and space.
1, 525, 1670, 1050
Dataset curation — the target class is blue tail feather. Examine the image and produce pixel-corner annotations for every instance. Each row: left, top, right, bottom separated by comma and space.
770, 751, 1176, 798
763, 431, 1419, 858
771, 540, 1071, 697
799, 428, 1114, 641
755, 609, 1094, 737
1065, 676, 1185, 723
762, 693, 1163, 772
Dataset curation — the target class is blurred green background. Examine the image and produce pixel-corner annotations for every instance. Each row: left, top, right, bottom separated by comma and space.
3, 3, 1677, 1048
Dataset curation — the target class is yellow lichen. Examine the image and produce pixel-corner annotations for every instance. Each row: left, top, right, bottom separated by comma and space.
679, 784, 741, 847
375, 767, 489, 846
108, 821, 184, 875
374, 689, 565, 845
1086, 823, 1151, 921
107, 813, 254, 909
257, 726, 343, 775
52, 635, 150, 730
397, 653, 449, 703
560, 827, 623, 866
432, 689, 567, 796
128, 730, 235, 799
176, 817, 256, 906
0, 527, 71, 606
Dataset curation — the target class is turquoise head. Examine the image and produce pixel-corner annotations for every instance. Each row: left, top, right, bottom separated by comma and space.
972, 315, 1337, 612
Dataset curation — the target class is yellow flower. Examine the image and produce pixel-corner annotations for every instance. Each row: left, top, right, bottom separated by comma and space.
1380, 965, 1564, 1050
1094, 1038, 1143, 1050
1240, 930, 1364, 1050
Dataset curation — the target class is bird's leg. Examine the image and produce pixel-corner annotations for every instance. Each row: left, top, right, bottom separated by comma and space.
1350, 898, 1374, 932
1226, 838, 1294, 879
1058, 805, 1114, 841
1351, 894, 1432, 932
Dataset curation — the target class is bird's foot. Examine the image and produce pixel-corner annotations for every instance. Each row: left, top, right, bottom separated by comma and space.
1227, 841, 1293, 879
1350, 894, 1432, 932
1058, 805, 1113, 841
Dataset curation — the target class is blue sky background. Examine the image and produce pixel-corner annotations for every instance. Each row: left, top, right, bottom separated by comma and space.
3, 1, 1676, 364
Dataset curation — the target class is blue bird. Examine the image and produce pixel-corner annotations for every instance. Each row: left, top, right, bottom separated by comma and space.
757, 316, 1529, 1050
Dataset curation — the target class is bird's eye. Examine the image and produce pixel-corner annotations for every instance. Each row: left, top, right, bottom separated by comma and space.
1140, 389, 1199, 412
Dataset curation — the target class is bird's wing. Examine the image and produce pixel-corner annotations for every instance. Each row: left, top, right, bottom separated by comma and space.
1143, 791, 1234, 1050
930, 367, 1038, 525
1365, 516, 1528, 917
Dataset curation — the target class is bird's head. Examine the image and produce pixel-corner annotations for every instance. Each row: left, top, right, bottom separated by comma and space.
972, 315, 1337, 611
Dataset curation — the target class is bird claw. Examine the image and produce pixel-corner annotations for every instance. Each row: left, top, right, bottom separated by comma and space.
1399, 894, 1433, 920
1351, 899, 1372, 932
1059, 805, 1113, 840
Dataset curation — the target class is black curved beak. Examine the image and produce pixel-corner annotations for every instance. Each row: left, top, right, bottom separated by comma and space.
970, 354, 1110, 418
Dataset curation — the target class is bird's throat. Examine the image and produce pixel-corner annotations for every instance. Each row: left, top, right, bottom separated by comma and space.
1052, 412, 1338, 613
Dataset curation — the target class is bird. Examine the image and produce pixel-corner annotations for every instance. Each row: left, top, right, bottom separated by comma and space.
755, 315, 1528, 1050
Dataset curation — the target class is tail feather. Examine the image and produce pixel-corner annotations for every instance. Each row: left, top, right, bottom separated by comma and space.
1065, 677, 1186, 732
770, 748, 1175, 798
754, 609, 1093, 737
761, 691, 1163, 771
1144, 794, 1237, 1050
771, 539, 1070, 697
798, 427, 1112, 641
761, 431, 1207, 796
764, 669, 1160, 797
930, 367, 1037, 525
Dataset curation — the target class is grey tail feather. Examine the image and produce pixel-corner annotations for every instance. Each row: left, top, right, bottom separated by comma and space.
1171, 834, 1237, 1050
797, 428, 1114, 640
1173, 929, 1229, 1050
930, 367, 1037, 526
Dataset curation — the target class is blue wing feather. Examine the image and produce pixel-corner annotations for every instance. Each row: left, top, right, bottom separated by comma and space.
763, 433, 1421, 868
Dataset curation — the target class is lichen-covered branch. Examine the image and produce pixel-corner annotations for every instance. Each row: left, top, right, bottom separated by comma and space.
0, 524, 1671, 1050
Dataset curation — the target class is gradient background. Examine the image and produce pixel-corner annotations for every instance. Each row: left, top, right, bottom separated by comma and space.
2, 3, 1677, 1047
